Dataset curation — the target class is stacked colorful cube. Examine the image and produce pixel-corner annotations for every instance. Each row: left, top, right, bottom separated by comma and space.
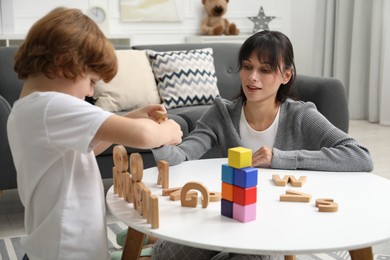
221, 147, 258, 222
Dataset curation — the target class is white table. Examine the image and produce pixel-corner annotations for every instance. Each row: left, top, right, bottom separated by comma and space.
106, 158, 390, 260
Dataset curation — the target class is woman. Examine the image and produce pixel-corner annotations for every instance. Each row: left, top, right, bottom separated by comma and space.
152, 30, 373, 172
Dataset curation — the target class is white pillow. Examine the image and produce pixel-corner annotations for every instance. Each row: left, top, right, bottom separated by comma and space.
93, 50, 161, 112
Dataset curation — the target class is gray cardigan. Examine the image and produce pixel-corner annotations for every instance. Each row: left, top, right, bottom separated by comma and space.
152, 97, 373, 172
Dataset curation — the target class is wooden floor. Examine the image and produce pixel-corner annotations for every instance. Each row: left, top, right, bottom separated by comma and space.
1, 120, 389, 240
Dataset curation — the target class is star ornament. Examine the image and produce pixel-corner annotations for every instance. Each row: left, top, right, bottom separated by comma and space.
248, 6, 276, 33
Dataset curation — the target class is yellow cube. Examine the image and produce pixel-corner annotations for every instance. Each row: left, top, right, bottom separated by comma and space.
228, 147, 252, 169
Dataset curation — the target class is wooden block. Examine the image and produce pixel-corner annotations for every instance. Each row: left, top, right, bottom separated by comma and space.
233, 202, 256, 222
221, 182, 234, 202
180, 181, 210, 208
209, 192, 221, 202
221, 164, 234, 184
119, 172, 127, 199
150, 195, 159, 229
272, 175, 290, 186
125, 173, 134, 203
234, 167, 258, 188
162, 187, 181, 196
228, 147, 252, 169
142, 186, 151, 220
233, 186, 257, 206
221, 199, 233, 218
280, 189, 311, 203
289, 176, 307, 187
113, 167, 118, 194
169, 189, 197, 201
151, 110, 167, 123
316, 198, 338, 212
130, 153, 143, 182
133, 182, 146, 214
157, 160, 169, 188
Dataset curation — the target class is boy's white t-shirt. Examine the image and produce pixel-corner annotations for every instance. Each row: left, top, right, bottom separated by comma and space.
239, 106, 280, 153
7, 92, 113, 260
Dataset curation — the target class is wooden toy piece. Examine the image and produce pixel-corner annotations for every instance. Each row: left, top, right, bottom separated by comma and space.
228, 147, 252, 169
315, 198, 338, 212
209, 192, 221, 202
150, 194, 159, 229
157, 160, 169, 188
130, 153, 143, 182
233, 186, 257, 206
113, 145, 129, 173
233, 202, 256, 223
280, 189, 311, 203
289, 176, 307, 187
119, 172, 127, 199
151, 110, 167, 123
234, 167, 258, 188
162, 187, 181, 196
125, 173, 134, 203
272, 175, 290, 186
180, 181, 210, 208
133, 182, 146, 214
169, 189, 197, 201
113, 145, 128, 194
221, 199, 233, 218
142, 186, 151, 221
221, 164, 234, 185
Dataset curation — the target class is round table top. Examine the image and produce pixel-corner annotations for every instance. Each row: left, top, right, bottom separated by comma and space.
106, 158, 390, 255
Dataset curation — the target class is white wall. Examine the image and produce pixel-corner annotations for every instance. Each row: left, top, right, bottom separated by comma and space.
1, 0, 318, 75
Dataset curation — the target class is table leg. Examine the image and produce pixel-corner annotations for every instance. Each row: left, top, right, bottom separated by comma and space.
349, 247, 373, 260
121, 227, 146, 260
284, 256, 296, 260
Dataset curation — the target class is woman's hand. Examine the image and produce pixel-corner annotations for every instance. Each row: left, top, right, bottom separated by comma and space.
252, 146, 273, 168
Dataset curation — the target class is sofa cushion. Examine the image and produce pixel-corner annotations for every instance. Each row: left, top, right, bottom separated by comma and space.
146, 48, 220, 109
93, 49, 161, 112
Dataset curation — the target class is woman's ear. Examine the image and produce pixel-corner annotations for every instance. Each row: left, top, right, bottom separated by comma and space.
282, 68, 293, 84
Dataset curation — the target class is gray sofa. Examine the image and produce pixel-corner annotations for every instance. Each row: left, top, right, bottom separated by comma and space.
0, 43, 349, 191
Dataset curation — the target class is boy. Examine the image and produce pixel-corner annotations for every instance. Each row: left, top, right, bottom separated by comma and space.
7, 7, 182, 260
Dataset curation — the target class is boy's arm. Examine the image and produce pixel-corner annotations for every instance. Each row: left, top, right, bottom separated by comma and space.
93, 114, 182, 151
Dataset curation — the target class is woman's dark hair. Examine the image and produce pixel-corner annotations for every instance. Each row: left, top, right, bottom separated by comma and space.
237, 30, 297, 103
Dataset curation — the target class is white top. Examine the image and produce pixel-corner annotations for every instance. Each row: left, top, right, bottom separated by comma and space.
7, 92, 112, 260
107, 158, 390, 256
239, 106, 280, 152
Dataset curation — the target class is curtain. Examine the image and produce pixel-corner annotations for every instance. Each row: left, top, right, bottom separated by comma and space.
314, 0, 390, 125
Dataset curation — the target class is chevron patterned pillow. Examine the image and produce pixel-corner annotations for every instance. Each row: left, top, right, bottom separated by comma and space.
146, 48, 220, 109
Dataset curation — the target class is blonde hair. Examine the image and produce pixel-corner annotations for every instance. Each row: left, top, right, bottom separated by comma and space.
14, 7, 117, 83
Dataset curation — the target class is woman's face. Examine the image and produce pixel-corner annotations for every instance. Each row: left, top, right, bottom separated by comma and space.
240, 51, 291, 104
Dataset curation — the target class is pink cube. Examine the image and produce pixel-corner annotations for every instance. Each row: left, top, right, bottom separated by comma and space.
232, 203, 256, 222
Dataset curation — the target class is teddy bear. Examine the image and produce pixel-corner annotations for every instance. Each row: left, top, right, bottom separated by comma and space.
200, 0, 240, 36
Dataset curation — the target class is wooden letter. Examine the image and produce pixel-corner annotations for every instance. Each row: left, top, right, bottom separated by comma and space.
272, 175, 290, 186
316, 198, 338, 212
209, 192, 221, 202
157, 160, 169, 188
180, 182, 210, 208
280, 189, 311, 203
162, 187, 181, 196
289, 176, 307, 187
113, 145, 128, 194
130, 153, 143, 182
150, 195, 159, 229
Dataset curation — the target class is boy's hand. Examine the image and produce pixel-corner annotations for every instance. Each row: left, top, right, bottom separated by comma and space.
124, 104, 166, 120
